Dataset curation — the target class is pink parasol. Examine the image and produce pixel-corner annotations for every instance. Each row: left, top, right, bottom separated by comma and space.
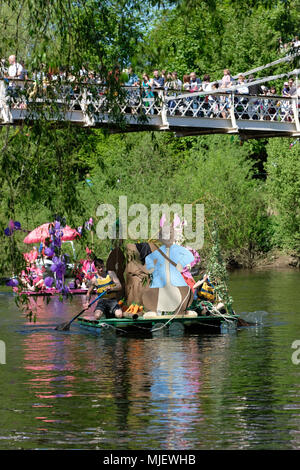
23, 223, 80, 244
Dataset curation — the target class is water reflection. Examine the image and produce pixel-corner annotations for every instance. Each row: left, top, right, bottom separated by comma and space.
1, 270, 300, 449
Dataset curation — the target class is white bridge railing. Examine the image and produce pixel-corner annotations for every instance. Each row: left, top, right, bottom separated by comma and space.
0, 79, 299, 137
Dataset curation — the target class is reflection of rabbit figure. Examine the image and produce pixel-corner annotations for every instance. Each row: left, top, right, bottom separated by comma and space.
142, 219, 194, 314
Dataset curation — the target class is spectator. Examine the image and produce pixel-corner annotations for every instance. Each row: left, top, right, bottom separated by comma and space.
19, 61, 29, 80
200, 74, 211, 116
278, 38, 291, 54
247, 74, 263, 95
190, 72, 201, 91
189, 72, 201, 116
287, 78, 296, 96
202, 74, 211, 91
87, 70, 96, 83
236, 74, 249, 94
7, 55, 23, 79
142, 73, 153, 91
142, 73, 154, 114
125, 66, 139, 86
80, 64, 88, 79
266, 86, 278, 120
180, 74, 192, 115
246, 75, 263, 120
207, 81, 220, 117
171, 71, 182, 90
282, 82, 290, 96
166, 72, 182, 112
267, 86, 277, 95
59, 66, 66, 81
291, 36, 300, 52
281, 82, 291, 121
164, 72, 173, 90
221, 68, 234, 89
152, 69, 164, 88
219, 70, 234, 119
182, 74, 190, 91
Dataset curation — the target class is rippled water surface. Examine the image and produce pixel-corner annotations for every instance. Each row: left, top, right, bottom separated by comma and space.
0, 269, 300, 450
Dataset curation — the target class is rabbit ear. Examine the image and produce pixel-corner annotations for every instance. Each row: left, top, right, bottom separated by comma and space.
173, 213, 181, 228
160, 214, 166, 228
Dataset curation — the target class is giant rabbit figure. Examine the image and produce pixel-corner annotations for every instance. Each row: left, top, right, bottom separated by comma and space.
142, 216, 195, 316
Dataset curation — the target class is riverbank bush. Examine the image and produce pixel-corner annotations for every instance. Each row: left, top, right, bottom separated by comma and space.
265, 138, 300, 254
0, 0, 299, 276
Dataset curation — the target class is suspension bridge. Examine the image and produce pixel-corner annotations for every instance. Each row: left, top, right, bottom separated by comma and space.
0, 54, 299, 140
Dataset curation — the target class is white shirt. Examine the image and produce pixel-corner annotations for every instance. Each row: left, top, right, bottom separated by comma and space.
8, 62, 23, 78
236, 83, 249, 94
173, 79, 182, 89
202, 81, 211, 91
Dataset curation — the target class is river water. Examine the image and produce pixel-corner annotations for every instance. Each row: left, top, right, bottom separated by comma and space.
0, 269, 300, 450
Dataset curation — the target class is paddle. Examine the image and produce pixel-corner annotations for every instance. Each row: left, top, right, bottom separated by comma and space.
55, 290, 107, 331
237, 317, 256, 327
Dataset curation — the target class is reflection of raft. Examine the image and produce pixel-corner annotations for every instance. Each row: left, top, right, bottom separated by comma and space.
19, 288, 88, 296
78, 312, 240, 334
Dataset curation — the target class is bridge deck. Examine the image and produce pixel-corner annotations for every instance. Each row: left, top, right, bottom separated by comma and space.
1, 80, 299, 139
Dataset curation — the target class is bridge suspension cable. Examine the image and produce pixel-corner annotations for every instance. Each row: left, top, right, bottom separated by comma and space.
232, 49, 300, 79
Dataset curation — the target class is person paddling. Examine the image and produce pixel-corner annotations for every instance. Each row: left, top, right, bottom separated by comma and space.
83, 258, 123, 320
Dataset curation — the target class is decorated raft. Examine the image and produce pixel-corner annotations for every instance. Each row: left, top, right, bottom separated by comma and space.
77, 311, 240, 334
19, 288, 88, 296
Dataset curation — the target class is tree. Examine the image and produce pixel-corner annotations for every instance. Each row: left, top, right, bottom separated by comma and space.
265, 138, 300, 253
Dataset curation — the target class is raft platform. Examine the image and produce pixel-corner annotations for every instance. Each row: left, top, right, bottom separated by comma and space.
77, 312, 240, 334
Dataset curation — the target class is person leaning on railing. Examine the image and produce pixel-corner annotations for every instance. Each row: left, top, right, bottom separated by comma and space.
152, 69, 164, 88
125, 66, 139, 87
219, 69, 235, 118
166, 71, 183, 113
247, 75, 263, 120
7, 55, 23, 79
235, 74, 250, 119
266, 86, 279, 121
142, 73, 154, 114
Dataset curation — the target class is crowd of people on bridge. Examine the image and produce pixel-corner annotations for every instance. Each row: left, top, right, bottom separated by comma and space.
125, 67, 299, 98
1, 52, 299, 121
1, 53, 299, 98
278, 35, 300, 55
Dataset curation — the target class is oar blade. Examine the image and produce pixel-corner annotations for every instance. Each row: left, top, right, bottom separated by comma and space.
237, 317, 256, 327
55, 321, 71, 331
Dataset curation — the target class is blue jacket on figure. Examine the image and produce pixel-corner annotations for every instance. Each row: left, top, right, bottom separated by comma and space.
145, 244, 194, 288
